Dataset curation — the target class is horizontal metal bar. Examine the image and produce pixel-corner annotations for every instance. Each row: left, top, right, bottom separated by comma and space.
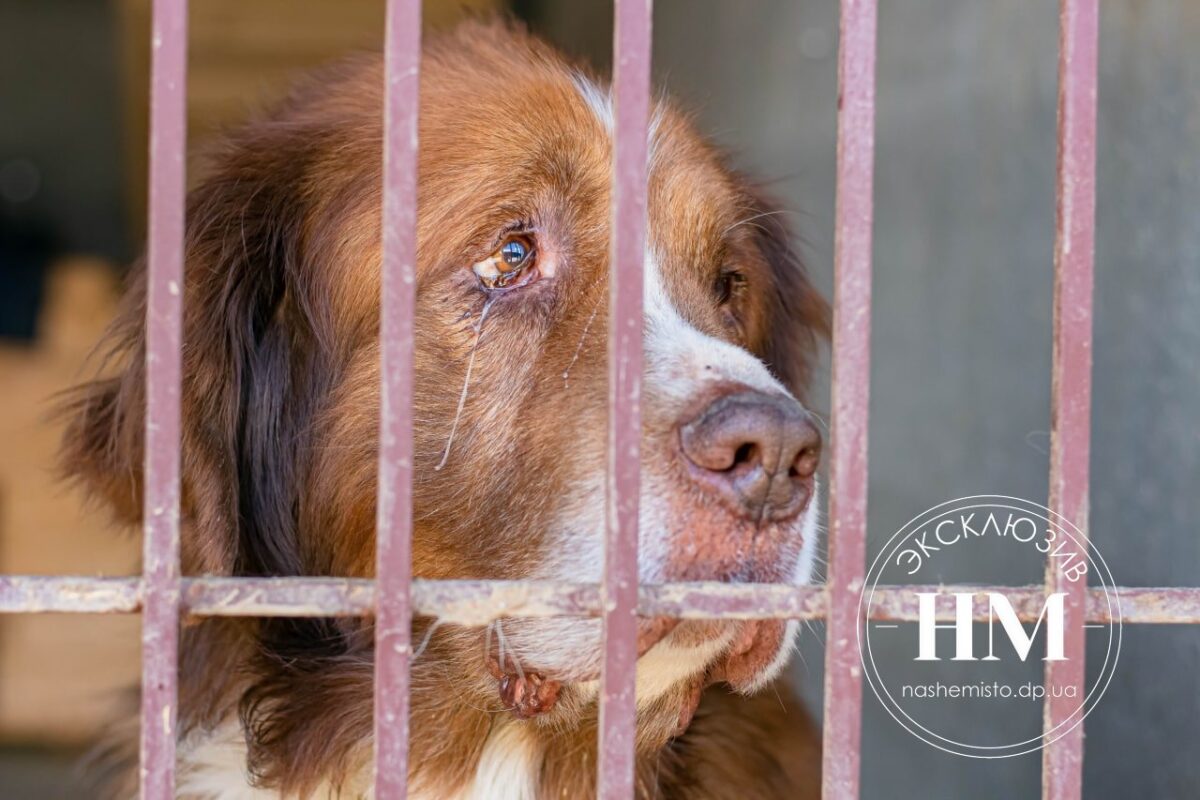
3, 576, 1199, 624
187, 577, 377, 617
868, 585, 1137, 624
187, 578, 600, 622
639, 582, 826, 619
0, 576, 143, 613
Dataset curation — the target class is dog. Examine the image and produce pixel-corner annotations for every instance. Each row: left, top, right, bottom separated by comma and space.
62, 19, 829, 799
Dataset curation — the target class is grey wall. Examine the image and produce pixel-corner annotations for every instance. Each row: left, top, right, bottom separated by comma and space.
0, 0, 130, 261
521, 1, 1200, 797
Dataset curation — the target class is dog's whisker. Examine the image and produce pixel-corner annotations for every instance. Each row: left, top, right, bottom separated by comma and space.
491, 620, 527, 683
435, 297, 495, 471
413, 619, 443, 662
806, 409, 830, 436
496, 621, 508, 672
789, 623, 811, 671
771, 683, 787, 712
720, 208, 791, 239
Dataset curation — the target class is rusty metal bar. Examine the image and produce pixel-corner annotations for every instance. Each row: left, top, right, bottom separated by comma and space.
140, 0, 188, 796
6, 577, 1198, 623
187, 579, 596, 622
0, 577, 143, 614
1043, 0, 1099, 797
189, 577, 376, 617
822, 0, 878, 798
866, 585, 1127, 623
599, 1, 653, 796
375, 0, 422, 796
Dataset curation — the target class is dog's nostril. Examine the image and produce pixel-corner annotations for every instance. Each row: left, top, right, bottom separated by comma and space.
732, 442, 758, 469
678, 391, 821, 523
790, 442, 821, 480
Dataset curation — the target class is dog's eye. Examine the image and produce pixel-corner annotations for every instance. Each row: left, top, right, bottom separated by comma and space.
715, 269, 746, 305
473, 234, 538, 289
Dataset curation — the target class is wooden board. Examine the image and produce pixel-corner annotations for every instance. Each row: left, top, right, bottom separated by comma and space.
0, 259, 141, 744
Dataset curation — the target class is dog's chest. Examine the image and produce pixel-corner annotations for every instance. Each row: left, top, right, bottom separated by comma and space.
175, 717, 540, 800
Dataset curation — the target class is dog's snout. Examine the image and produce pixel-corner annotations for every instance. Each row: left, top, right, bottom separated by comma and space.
679, 391, 820, 522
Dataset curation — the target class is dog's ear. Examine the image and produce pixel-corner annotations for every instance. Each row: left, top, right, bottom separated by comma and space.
58, 281, 150, 546
60, 123, 330, 578
744, 185, 830, 397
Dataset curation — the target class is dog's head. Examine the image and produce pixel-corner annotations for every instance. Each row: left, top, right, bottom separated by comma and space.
63, 18, 828, 777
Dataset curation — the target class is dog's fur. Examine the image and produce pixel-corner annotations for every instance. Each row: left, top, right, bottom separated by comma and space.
62, 20, 828, 799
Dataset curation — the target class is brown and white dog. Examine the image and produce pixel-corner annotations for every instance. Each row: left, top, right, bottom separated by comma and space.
63, 19, 828, 800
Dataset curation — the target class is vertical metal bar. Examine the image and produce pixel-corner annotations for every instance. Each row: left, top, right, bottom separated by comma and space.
822, 0, 877, 798
1042, 0, 1098, 797
375, 1, 422, 797
599, 0, 652, 796
140, 0, 188, 796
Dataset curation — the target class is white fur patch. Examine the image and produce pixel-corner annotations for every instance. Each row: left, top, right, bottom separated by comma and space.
572, 73, 668, 172
572, 72, 613, 132
741, 619, 802, 695
460, 721, 540, 800
643, 250, 791, 403
176, 719, 302, 799
179, 718, 482, 800
633, 629, 735, 708
792, 481, 822, 586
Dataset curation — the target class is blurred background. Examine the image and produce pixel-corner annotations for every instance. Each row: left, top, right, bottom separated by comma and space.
1, 0, 1196, 797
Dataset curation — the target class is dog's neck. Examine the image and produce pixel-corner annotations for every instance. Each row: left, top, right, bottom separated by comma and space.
170, 618, 709, 799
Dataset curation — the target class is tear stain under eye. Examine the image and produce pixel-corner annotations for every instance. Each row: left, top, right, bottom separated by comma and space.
434, 297, 495, 471
562, 295, 602, 388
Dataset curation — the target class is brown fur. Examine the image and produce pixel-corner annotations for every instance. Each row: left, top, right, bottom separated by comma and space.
61, 19, 827, 799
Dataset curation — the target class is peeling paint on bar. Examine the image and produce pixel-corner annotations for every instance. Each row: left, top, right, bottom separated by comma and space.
0, 577, 143, 613
416, 579, 601, 624
140, 0, 188, 797
640, 583, 826, 619
186, 577, 377, 617
1043, 0, 1099, 798
822, 1, 878, 798
375, 0, 422, 797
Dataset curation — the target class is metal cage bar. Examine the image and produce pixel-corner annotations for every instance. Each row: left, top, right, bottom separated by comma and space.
140, 0, 188, 796
598, 1, 653, 796
375, 0, 423, 796
822, 1, 878, 798
1043, 0, 1100, 798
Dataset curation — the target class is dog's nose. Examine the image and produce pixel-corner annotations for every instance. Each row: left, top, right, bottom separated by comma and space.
679, 391, 820, 522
